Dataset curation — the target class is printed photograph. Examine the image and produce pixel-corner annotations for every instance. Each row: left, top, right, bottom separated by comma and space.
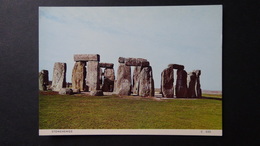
39, 6, 222, 136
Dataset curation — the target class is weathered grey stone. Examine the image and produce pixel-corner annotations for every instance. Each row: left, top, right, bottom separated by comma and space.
99, 68, 103, 86
74, 54, 100, 61
71, 61, 86, 91
51, 62, 66, 91
175, 69, 188, 98
168, 64, 184, 70
187, 72, 196, 97
113, 80, 117, 92
102, 68, 115, 92
115, 63, 131, 95
72, 89, 81, 94
138, 66, 154, 97
132, 66, 142, 94
194, 70, 202, 98
59, 88, 73, 95
99, 62, 114, 68
125, 58, 149, 67
39, 70, 49, 91
86, 61, 100, 91
90, 90, 103, 96
161, 67, 174, 98
118, 57, 126, 63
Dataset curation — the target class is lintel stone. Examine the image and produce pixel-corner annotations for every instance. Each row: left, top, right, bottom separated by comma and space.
74, 54, 100, 62
168, 64, 184, 70
99, 62, 114, 68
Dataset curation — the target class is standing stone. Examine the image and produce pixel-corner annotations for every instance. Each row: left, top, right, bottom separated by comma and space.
99, 68, 103, 86
71, 61, 86, 91
115, 63, 131, 95
161, 67, 174, 98
194, 70, 202, 98
86, 61, 100, 91
138, 66, 154, 97
51, 62, 66, 91
187, 72, 196, 98
102, 68, 115, 92
39, 70, 49, 91
175, 69, 188, 98
132, 66, 142, 95
113, 80, 117, 92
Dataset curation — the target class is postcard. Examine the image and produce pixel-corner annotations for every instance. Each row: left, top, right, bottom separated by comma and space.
39, 5, 222, 136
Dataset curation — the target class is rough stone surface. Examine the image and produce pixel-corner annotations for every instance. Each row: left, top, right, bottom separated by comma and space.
39, 70, 49, 91
132, 66, 142, 94
74, 54, 100, 61
161, 67, 174, 98
113, 80, 117, 92
59, 88, 73, 95
71, 61, 86, 91
175, 69, 188, 98
86, 61, 100, 91
168, 64, 184, 70
194, 70, 202, 98
102, 68, 115, 92
138, 66, 154, 97
115, 63, 131, 95
99, 62, 114, 68
90, 90, 104, 96
125, 58, 149, 67
118, 57, 126, 63
187, 72, 196, 97
51, 62, 66, 91
72, 89, 81, 94
99, 68, 103, 86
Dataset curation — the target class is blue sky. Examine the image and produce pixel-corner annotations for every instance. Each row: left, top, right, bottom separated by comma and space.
39, 6, 222, 91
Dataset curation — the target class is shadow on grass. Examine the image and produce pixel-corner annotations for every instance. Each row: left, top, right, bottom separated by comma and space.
201, 96, 222, 101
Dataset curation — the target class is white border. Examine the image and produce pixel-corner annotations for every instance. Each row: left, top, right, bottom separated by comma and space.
39, 129, 222, 136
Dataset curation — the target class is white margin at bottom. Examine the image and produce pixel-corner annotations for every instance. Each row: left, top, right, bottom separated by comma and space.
39, 129, 222, 136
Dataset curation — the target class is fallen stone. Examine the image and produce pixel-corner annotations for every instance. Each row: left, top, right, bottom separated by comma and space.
51, 62, 67, 91
161, 67, 174, 98
39, 70, 49, 91
74, 54, 100, 61
138, 66, 154, 97
99, 62, 114, 68
71, 61, 86, 91
72, 89, 81, 94
59, 88, 73, 95
168, 64, 184, 70
86, 61, 100, 91
175, 69, 188, 98
115, 63, 131, 95
90, 90, 104, 96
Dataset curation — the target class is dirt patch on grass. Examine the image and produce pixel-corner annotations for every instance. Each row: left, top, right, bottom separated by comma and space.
39, 91, 59, 95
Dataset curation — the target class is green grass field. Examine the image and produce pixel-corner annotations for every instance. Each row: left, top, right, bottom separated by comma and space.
39, 92, 222, 129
